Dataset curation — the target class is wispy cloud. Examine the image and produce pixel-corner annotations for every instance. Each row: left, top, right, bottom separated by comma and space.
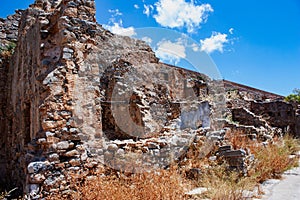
141, 36, 153, 44
191, 43, 200, 52
134, 4, 139, 9
103, 22, 136, 37
108, 9, 122, 17
155, 39, 186, 64
143, 4, 154, 17
153, 0, 213, 33
200, 32, 228, 54
229, 28, 234, 34
104, 9, 136, 37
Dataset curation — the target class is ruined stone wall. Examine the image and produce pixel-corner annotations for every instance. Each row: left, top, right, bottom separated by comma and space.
225, 81, 299, 138
0, 1, 220, 197
0, 0, 100, 195
250, 101, 299, 137
0, 0, 214, 197
0, 0, 299, 198
0, 10, 22, 190
224, 80, 284, 102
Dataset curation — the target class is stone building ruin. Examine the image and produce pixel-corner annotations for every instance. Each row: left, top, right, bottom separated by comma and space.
0, 0, 299, 198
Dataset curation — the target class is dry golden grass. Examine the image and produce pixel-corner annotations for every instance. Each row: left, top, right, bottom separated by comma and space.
192, 131, 300, 199
49, 166, 189, 200
227, 131, 299, 183
196, 163, 257, 200
249, 135, 299, 182
225, 130, 258, 152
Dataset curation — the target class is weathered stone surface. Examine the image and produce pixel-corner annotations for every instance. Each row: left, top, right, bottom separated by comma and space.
56, 141, 71, 150
232, 107, 267, 128
27, 162, 49, 174
65, 149, 80, 157
48, 153, 60, 162
0, 0, 298, 198
250, 101, 299, 136
29, 174, 46, 184
217, 146, 247, 171
26, 184, 40, 199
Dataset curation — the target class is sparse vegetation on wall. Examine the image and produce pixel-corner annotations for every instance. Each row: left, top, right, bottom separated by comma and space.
0, 42, 16, 57
285, 88, 300, 104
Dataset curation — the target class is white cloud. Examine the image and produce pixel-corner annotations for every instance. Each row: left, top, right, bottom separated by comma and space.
191, 43, 200, 52
108, 9, 122, 17
103, 21, 136, 37
104, 9, 136, 37
143, 4, 154, 17
153, 0, 213, 33
134, 4, 140, 9
141, 36, 153, 44
229, 28, 234, 34
155, 39, 186, 64
200, 32, 228, 54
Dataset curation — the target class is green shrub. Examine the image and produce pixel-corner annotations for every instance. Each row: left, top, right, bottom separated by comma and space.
285, 89, 300, 104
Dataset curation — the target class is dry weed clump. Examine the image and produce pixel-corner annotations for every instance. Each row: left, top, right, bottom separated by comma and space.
227, 131, 299, 183
49, 166, 188, 200
196, 163, 257, 200
192, 131, 300, 199
249, 134, 300, 182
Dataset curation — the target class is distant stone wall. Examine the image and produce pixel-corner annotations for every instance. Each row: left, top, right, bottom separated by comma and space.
224, 80, 284, 101
0, 0, 298, 198
250, 101, 299, 137
225, 81, 300, 138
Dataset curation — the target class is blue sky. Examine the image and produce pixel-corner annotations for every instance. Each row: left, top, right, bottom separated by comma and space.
1, 0, 300, 96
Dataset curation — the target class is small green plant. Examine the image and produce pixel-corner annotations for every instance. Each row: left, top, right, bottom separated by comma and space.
285, 88, 300, 104
0, 42, 16, 57
6, 42, 16, 52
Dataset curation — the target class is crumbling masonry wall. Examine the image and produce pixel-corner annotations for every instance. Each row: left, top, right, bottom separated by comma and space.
0, 0, 214, 197
0, 0, 299, 198
0, 0, 101, 195
0, 10, 22, 190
